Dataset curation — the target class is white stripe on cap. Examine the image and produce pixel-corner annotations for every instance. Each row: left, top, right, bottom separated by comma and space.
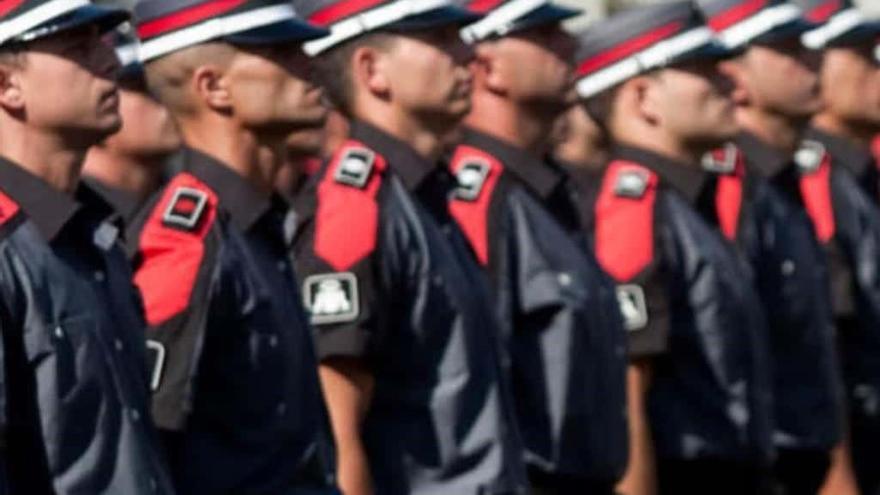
303, 0, 451, 56
116, 41, 140, 68
576, 26, 715, 99
460, 0, 548, 43
802, 7, 864, 49
139, 3, 296, 62
0, 0, 90, 44
717, 3, 802, 49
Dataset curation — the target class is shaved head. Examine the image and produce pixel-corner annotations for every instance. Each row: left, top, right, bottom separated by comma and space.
144, 42, 235, 116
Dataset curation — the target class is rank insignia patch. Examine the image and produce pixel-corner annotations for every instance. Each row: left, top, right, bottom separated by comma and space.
162, 187, 209, 231
145, 340, 166, 391
304, 272, 360, 325
334, 148, 376, 189
795, 140, 826, 174
614, 170, 650, 199
454, 159, 491, 202
702, 143, 738, 174
616, 284, 648, 331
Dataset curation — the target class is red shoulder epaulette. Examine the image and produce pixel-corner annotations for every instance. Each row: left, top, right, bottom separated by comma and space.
0, 188, 21, 228
796, 141, 835, 244
595, 160, 659, 282
133, 173, 218, 326
872, 135, 880, 170
314, 139, 387, 271
447, 145, 504, 267
704, 144, 746, 241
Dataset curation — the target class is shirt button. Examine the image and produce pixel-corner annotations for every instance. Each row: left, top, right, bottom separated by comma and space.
277, 261, 288, 272
269, 335, 279, 348
558, 272, 572, 287
149, 478, 158, 492
616, 346, 626, 358
94, 271, 106, 282
432, 275, 443, 287
114, 339, 124, 352
130, 409, 141, 422
781, 260, 796, 276
54, 326, 64, 339
276, 402, 287, 417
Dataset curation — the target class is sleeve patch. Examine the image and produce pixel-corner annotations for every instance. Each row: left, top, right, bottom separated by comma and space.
334, 147, 376, 189
303, 272, 360, 325
702, 143, 738, 174
614, 169, 650, 198
617, 284, 648, 331
595, 160, 659, 282
797, 140, 836, 243
314, 140, 387, 271
708, 144, 746, 241
448, 145, 504, 267
133, 173, 218, 326
795, 140, 826, 174
0, 188, 21, 227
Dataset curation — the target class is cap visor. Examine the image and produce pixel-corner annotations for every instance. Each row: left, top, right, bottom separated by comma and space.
751, 18, 818, 45
42, 5, 129, 37
826, 20, 880, 47
224, 18, 329, 45
670, 40, 740, 66
389, 5, 483, 31
503, 3, 583, 34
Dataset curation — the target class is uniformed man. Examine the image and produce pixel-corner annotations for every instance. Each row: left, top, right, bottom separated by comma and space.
83, 29, 181, 247
799, 0, 880, 202
290, 1, 529, 494
0, 1, 176, 493
129, 1, 339, 493
447, 3, 628, 494
576, 3, 775, 493
789, 2, 880, 493
692, 2, 845, 494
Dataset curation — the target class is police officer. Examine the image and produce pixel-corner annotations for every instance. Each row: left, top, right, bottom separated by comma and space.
83, 29, 181, 246
577, 3, 775, 493
448, 3, 628, 494
0, 1, 176, 493
790, 2, 880, 493
129, 1, 338, 493
290, 1, 529, 494
692, 2, 845, 494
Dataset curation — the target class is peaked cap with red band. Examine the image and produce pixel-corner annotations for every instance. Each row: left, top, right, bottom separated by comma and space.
133, 0, 328, 62
795, 0, 880, 49
696, 0, 815, 49
573, 0, 734, 99
293, 0, 481, 56
0, 0, 127, 46
457, 0, 581, 43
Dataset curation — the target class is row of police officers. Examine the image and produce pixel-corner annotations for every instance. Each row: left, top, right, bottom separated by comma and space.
0, 0, 878, 494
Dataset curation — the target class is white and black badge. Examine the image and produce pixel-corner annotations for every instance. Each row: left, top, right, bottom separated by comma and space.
614, 169, 649, 199
162, 187, 208, 232
701, 143, 738, 174
454, 159, 491, 201
334, 147, 376, 189
795, 140, 826, 174
616, 285, 648, 331
304, 272, 360, 325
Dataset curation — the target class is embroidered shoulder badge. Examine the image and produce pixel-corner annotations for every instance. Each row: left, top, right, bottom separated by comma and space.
334, 147, 376, 189
614, 169, 651, 199
702, 143, 738, 174
303, 272, 360, 325
162, 187, 209, 232
616, 284, 648, 331
454, 158, 492, 201
795, 140, 826, 174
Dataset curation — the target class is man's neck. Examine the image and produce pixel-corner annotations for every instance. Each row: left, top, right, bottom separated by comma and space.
83, 148, 164, 203
178, 115, 274, 195
812, 111, 878, 148
466, 92, 553, 156
736, 106, 803, 154
0, 125, 87, 194
615, 127, 704, 166
354, 104, 448, 161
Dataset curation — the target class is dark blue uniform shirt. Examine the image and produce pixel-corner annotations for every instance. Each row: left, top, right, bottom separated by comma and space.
132, 149, 337, 495
0, 158, 175, 494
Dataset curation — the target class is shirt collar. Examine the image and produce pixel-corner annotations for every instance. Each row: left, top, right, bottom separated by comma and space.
462, 128, 565, 199
349, 120, 435, 191
611, 145, 709, 204
83, 177, 143, 225
183, 148, 276, 232
806, 127, 875, 178
735, 132, 791, 179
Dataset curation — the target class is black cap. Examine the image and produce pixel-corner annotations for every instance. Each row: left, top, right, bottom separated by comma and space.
0, 0, 128, 45
458, 0, 582, 43
696, 0, 816, 49
796, 0, 880, 49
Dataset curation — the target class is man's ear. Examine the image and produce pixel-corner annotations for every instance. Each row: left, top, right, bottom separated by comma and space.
473, 42, 506, 95
193, 64, 232, 113
629, 75, 660, 126
0, 60, 25, 114
352, 45, 390, 100
718, 58, 750, 107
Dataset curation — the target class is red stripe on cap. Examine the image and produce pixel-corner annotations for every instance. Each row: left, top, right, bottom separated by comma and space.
309, 0, 386, 26
0, 0, 25, 18
805, 0, 840, 23
708, 0, 766, 32
137, 0, 247, 39
576, 21, 683, 76
467, 0, 506, 14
